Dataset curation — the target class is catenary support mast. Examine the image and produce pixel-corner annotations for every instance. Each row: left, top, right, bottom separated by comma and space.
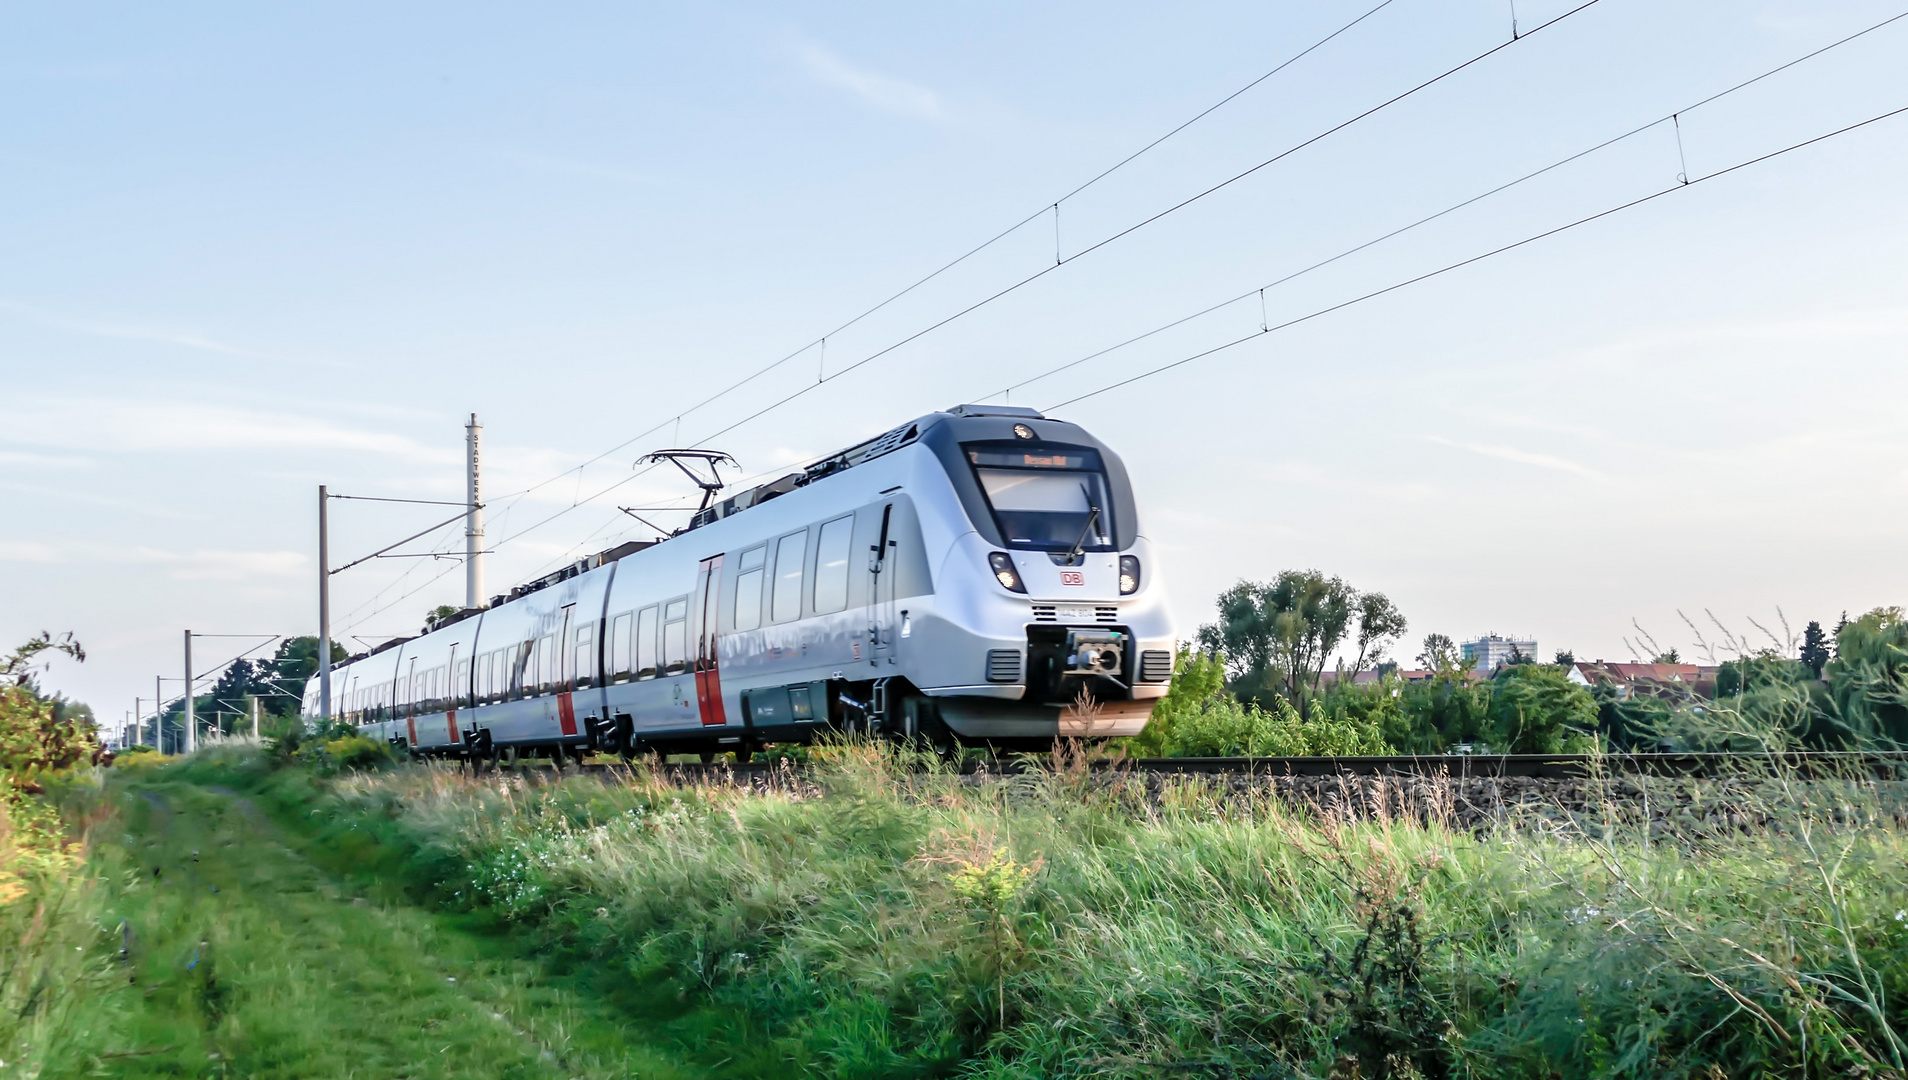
318, 485, 331, 724
466, 414, 484, 609
183, 630, 194, 753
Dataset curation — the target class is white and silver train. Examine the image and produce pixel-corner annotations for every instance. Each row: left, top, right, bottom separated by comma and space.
300, 405, 1176, 760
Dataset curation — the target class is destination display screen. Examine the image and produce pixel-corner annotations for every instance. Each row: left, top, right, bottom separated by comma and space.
965, 444, 1102, 471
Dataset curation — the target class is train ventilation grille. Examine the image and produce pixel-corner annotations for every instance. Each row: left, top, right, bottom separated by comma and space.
1030, 605, 1121, 624
985, 650, 1023, 683
1139, 650, 1174, 683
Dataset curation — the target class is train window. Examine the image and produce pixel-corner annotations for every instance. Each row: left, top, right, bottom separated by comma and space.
541, 635, 558, 694
733, 546, 766, 631
574, 624, 595, 689
637, 606, 659, 679
813, 515, 853, 614
510, 643, 528, 700
662, 598, 688, 675
772, 531, 806, 622
610, 613, 633, 683
456, 660, 471, 709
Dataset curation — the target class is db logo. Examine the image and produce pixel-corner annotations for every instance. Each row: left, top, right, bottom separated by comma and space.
1059, 571, 1085, 586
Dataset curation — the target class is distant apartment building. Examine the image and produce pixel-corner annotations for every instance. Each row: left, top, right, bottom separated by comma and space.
1461, 634, 1537, 673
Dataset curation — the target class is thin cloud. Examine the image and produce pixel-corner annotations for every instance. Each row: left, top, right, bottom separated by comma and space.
1425, 436, 1606, 482
0, 541, 303, 580
0, 451, 91, 469
0, 541, 60, 563
0, 298, 343, 367
795, 41, 945, 121
4, 397, 455, 463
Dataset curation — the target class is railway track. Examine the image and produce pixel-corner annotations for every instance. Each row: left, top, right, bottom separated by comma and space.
550, 751, 1908, 782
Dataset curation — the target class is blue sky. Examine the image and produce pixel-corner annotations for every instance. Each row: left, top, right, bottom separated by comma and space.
4, 0, 1906, 720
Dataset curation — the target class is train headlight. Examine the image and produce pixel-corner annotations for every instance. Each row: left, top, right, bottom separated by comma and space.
1118, 555, 1141, 595
989, 552, 1026, 593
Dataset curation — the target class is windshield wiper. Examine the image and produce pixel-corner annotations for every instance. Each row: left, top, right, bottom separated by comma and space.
1066, 496, 1101, 566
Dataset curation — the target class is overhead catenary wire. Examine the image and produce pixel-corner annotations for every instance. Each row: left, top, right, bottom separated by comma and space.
1042, 102, 1908, 411
471, 0, 1406, 522
454, 0, 1558, 558
616, 0, 1609, 475
336, 5, 1891, 638
985, 6, 1908, 402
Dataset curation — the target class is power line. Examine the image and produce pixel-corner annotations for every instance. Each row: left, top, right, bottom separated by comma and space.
1043, 102, 1908, 411
456, 0, 1552, 553
988, 7, 1908, 401
503, 0, 1604, 504
473, 1, 1407, 522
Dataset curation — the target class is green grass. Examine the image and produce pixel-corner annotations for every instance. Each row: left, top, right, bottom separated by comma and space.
45, 745, 1908, 1078
42, 766, 713, 1079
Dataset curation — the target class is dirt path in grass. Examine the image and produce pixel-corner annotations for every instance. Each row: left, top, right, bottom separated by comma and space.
88, 779, 704, 1080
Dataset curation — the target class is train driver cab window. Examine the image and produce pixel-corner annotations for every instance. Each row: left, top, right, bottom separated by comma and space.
609, 613, 634, 683
637, 605, 660, 679
661, 598, 688, 675
772, 531, 806, 622
574, 623, 596, 689
733, 546, 766, 631
813, 515, 853, 614
966, 443, 1114, 552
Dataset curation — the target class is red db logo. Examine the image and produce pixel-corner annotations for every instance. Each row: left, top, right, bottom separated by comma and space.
1059, 571, 1085, 586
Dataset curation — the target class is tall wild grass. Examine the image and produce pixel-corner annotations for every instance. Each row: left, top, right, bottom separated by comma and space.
248, 740, 1908, 1079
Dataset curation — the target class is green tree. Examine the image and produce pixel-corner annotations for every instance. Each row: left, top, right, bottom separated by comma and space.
258, 636, 348, 718
1799, 619, 1831, 678
0, 633, 100, 778
1651, 648, 1682, 664
1197, 571, 1403, 717
1824, 607, 1908, 749
1485, 664, 1596, 753
425, 604, 460, 632
1416, 633, 1463, 675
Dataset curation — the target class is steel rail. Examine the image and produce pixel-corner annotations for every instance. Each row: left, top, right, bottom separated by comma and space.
532, 751, 1908, 782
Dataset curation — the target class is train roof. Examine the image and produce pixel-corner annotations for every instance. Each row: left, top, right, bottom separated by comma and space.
358, 404, 1056, 663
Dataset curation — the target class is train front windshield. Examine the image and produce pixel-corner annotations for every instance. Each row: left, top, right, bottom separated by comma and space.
965, 443, 1114, 552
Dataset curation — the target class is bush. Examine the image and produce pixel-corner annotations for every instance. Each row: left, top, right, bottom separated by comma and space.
1486, 664, 1597, 753
112, 749, 168, 773
1164, 693, 1388, 757
320, 735, 391, 771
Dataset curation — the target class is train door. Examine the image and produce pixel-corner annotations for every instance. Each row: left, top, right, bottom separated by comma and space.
868, 503, 897, 667
693, 554, 728, 726
557, 605, 579, 737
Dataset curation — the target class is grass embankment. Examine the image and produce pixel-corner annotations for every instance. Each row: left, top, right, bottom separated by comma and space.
9, 762, 708, 1078
141, 746, 1908, 1079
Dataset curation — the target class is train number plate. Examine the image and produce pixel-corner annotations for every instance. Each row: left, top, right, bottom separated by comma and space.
1056, 605, 1094, 622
